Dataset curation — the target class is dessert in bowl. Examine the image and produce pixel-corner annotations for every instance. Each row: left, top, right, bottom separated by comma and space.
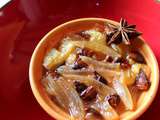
29, 18, 159, 120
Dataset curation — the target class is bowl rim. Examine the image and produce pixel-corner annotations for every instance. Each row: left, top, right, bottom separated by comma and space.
29, 17, 159, 120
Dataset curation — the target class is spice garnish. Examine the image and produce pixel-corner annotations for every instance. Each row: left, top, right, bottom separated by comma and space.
135, 69, 150, 91
106, 94, 120, 108
106, 18, 142, 45
80, 86, 97, 101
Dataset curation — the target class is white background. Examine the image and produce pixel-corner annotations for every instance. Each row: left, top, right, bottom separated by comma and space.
0, 0, 11, 9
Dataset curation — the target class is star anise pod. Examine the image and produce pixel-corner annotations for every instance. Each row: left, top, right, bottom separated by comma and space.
106, 18, 142, 45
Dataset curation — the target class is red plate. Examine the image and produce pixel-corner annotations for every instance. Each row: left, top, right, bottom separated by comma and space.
0, 0, 159, 120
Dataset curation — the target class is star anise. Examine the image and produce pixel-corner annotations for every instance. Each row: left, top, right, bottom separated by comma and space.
106, 18, 142, 45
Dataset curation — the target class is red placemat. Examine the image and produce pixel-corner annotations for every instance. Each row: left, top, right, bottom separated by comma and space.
0, 0, 159, 120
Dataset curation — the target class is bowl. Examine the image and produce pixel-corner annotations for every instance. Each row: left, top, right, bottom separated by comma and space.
29, 18, 159, 120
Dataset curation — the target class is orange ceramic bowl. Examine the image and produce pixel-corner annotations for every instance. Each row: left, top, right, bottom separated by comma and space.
29, 18, 159, 120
